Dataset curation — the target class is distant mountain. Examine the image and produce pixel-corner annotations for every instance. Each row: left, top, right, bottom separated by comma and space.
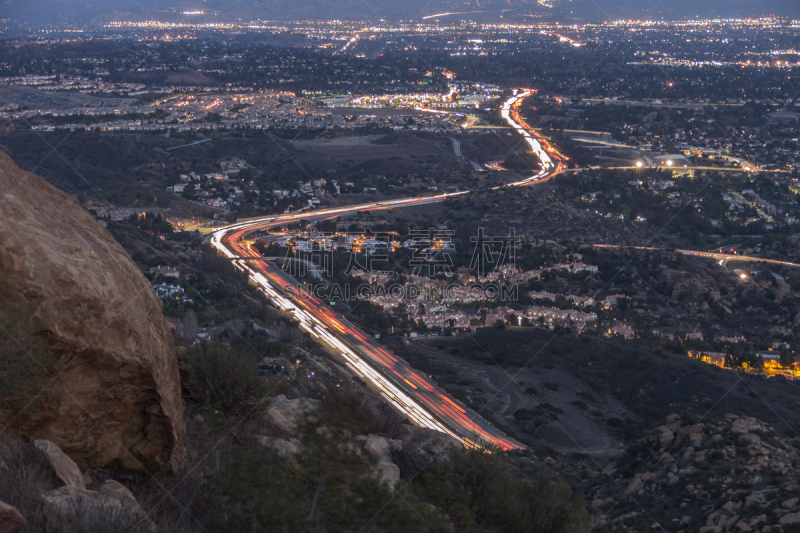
2, 0, 798, 26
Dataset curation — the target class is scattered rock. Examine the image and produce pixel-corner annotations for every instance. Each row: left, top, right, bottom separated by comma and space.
30, 440, 86, 490
730, 419, 749, 435
779, 512, 800, 526
362, 436, 401, 491
41, 486, 155, 530
739, 434, 761, 445
782, 497, 799, 510
263, 395, 321, 435
649, 425, 675, 450
0, 500, 26, 533
98, 480, 138, 507
256, 436, 301, 457
626, 476, 644, 495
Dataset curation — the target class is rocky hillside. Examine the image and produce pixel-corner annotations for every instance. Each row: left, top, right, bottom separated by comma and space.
0, 149, 185, 472
588, 413, 800, 533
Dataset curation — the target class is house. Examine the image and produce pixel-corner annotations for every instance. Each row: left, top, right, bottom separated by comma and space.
757, 352, 781, 369
612, 324, 634, 339
686, 332, 704, 341
152, 282, 184, 299
150, 265, 180, 278
689, 351, 727, 367
603, 294, 628, 307
526, 306, 597, 324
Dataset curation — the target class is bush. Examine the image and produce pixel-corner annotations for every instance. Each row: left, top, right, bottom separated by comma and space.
321, 383, 405, 439
421, 449, 590, 533
181, 341, 271, 415
514, 408, 535, 421
544, 382, 560, 391
525, 386, 539, 395
572, 400, 588, 410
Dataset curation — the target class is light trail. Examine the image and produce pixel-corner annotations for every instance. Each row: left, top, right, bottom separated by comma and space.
499, 89, 567, 186
593, 244, 799, 268
421, 11, 483, 19
209, 89, 562, 452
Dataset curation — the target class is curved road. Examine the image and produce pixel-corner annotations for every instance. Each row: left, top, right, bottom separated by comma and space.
210, 90, 555, 452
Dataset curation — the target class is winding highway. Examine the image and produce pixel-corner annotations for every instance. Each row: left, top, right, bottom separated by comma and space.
209, 90, 559, 452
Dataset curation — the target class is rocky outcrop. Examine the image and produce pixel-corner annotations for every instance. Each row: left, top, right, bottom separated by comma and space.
0, 150, 185, 472
592, 414, 800, 533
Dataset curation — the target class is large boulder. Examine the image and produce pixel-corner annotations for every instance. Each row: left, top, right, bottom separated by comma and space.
0, 150, 185, 472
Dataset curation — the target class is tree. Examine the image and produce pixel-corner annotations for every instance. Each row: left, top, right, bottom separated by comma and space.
182, 183, 197, 200
780, 348, 794, 369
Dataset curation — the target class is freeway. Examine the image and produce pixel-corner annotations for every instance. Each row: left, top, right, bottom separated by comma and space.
209, 89, 561, 452
211, 198, 521, 451
500, 89, 567, 186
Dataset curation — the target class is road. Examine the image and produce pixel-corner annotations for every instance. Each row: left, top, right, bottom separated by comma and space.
166, 138, 212, 151
208, 90, 563, 452
449, 137, 483, 171
593, 244, 800, 269
211, 198, 522, 451
499, 89, 567, 186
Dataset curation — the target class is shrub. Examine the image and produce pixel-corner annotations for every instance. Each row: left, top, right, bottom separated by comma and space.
321, 383, 405, 439
572, 400, 588, 410
421, 449, 591, 533
514, 408, 535, 421
525, 386, 539, 395
181, 341, 271, 415
544, 382, 560, 391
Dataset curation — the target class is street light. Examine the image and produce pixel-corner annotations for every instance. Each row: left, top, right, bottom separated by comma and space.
636, 161, 643, 168
666, 160, 673, 167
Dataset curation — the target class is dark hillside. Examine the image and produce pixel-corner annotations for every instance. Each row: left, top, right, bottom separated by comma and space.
420, 328, 800, 441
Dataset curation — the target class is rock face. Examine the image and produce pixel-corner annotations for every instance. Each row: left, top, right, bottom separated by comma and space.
0, 150, 185, 472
